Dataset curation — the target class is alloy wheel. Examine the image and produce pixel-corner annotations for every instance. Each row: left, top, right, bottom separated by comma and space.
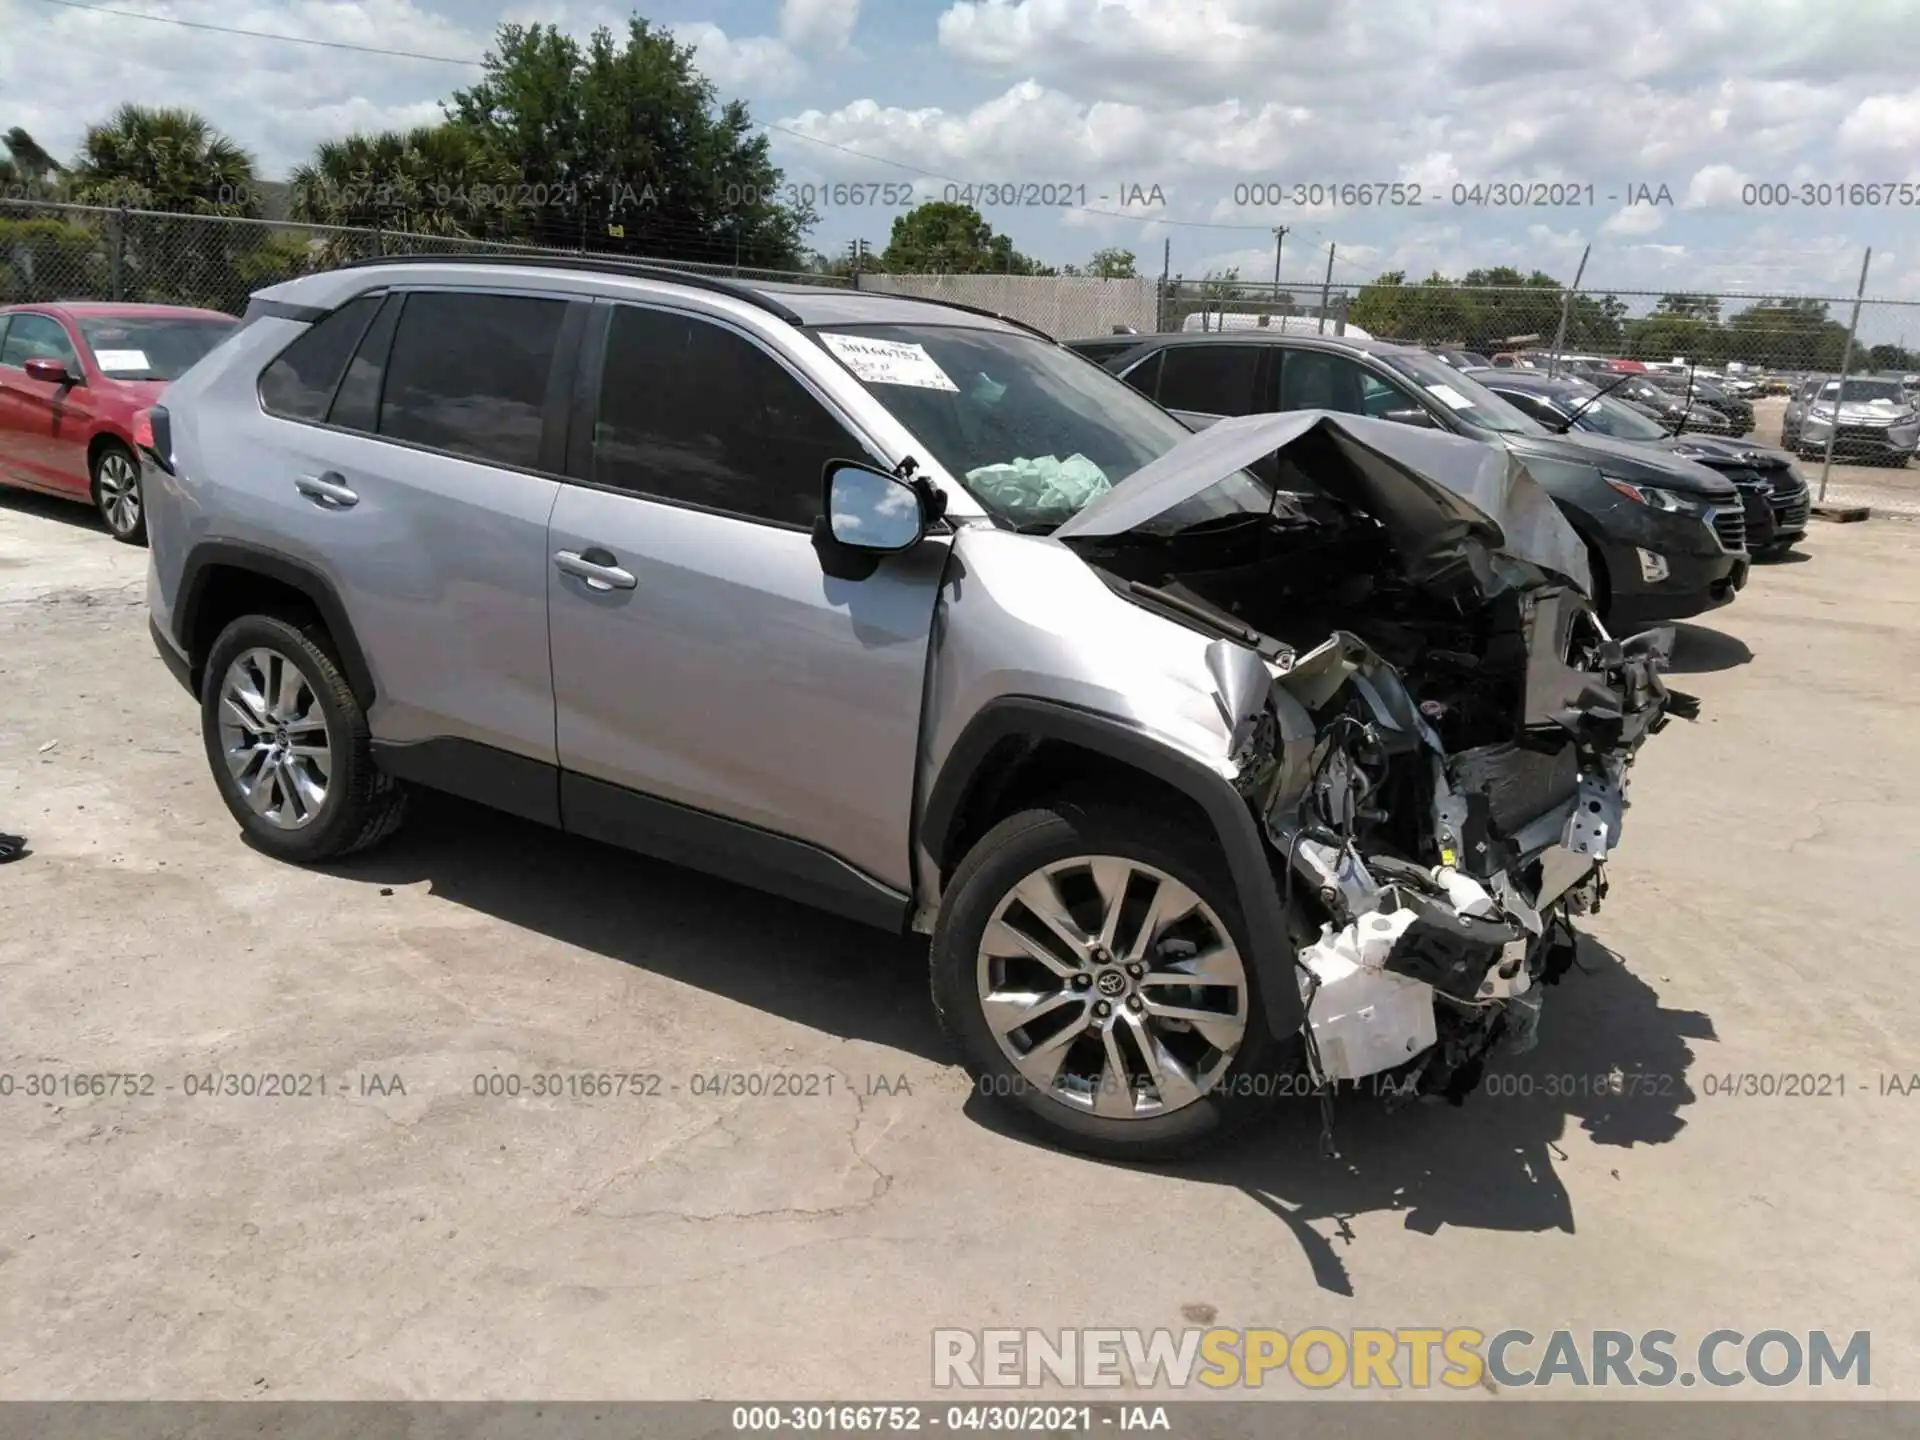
975, 855, 1247, 1119
216, 648, 333, 830
96, 451, 141, 536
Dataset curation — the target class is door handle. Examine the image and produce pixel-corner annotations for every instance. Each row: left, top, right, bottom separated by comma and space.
295, 472, 358, 509
554, 548, 637, 591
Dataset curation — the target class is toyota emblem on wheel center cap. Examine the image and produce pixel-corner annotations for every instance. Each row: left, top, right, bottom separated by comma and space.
1095, 969, 1128, 997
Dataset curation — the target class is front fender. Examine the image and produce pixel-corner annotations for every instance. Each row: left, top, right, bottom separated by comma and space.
922, 697, 1305, 1043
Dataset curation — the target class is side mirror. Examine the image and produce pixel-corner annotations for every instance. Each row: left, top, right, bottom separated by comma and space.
812, 461, 937, 581
1382, 407, 1437, 428
23, 358, 75, 385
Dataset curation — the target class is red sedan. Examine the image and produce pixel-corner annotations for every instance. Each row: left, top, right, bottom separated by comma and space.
0, 302, 238, 544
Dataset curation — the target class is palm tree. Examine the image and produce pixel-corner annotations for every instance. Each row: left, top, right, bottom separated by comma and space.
68, 105, 259, 214
289, 124, 513, 261
65, 106, 263, 309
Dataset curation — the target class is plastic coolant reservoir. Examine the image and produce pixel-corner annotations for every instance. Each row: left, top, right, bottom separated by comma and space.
1298, 910, 1439, 1082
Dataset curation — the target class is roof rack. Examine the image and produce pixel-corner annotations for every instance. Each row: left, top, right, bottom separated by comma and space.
334, 252, 807, 325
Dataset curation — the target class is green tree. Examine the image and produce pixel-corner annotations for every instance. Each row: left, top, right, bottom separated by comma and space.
0, 216, 107, 301
1655, 292, 1721, 322
1086, 246, 1137, 279
67, 104, 258, 213
1867, 343, 1917, 371
66, 105, 264, 310
444, 19, 811, 266
1722, 299, 1855, 371
289, 124, 513, 259
880, 202, 1045, 273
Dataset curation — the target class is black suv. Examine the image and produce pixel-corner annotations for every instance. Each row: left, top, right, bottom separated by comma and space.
1472, 368, 1808, 555
1067, 332, 1748, 625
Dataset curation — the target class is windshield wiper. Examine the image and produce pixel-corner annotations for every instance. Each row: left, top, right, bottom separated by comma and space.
1551, 370, 1635, 433
1124, 581, 1289, 660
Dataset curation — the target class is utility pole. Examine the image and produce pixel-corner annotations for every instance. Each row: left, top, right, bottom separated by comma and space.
1818, 246, 1873, 504
1160, 237, 1172, 332
1271, 225, 1288, 294
1318, 243, 1336, 334
1548, 243, 1591, 378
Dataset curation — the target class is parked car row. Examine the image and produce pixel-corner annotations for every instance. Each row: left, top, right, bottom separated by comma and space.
1065, 327, 1799, 627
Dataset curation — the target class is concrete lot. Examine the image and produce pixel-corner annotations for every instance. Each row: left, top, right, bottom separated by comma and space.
1, 488, 1918, 1401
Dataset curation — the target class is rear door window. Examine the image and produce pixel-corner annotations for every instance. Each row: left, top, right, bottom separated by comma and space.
1155, 345, 1264, 415
1277, 349, 1370, 414
375, 291, 568, 470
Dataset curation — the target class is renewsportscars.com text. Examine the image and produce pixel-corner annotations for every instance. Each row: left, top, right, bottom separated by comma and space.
932, 1327, 1871, 1390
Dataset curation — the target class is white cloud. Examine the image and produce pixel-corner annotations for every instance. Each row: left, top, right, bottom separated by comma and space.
669, 23, 802, 96
1602, 205, 1667, 237
780, 0, 860, 51
1836, 91, 1920, 166
1684, 164, 1750, 208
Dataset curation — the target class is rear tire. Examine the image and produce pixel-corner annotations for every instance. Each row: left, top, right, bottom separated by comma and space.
930, 802, 1297, 1161
200, 614, 406, 863
91, 442, 145, 546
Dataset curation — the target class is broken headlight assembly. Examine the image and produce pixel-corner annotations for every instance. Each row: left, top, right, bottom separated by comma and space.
1603, 476, 1704, 515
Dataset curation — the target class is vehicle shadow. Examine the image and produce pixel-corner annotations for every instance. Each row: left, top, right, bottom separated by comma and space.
1753, 547, 1811, 566
0, 486, 104, 534
966, 934, 1714, 1295
311, 789, 951, 1064
1664, 623, 1752, 673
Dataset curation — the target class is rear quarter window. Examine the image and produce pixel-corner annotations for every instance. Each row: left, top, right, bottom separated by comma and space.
258, 295, 383, 421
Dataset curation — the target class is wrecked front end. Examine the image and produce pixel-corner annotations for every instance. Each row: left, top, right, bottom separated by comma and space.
1056, 411, 1680, 1109
1230, 593, 1671, 1105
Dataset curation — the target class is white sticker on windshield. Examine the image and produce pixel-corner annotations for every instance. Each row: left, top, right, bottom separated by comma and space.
93, 349, 150, 372
821, 333, 958, 391
1425, 382, 1475, 411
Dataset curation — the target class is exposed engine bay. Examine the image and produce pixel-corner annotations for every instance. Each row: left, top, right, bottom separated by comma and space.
1056, 412, 1679, 1111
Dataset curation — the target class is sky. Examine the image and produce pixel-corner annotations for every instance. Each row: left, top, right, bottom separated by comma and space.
4, 0, 1920, 338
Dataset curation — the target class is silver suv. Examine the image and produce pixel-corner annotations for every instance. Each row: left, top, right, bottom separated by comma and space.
141, 256, 1675, 1158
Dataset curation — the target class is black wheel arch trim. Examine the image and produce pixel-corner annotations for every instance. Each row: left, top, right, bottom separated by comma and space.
922, 697, 1305, 1038
175, 541, 376, 708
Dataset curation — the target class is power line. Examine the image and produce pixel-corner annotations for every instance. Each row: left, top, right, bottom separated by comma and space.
27, 0, 482, 64
23, 0, 1300, 235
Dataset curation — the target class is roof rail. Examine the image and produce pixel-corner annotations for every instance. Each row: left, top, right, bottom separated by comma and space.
882, 293, 1056, 343
333, 252, 807, 325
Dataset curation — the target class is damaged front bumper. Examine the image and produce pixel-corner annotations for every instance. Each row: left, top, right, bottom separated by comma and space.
1214, 586, 1676, 1105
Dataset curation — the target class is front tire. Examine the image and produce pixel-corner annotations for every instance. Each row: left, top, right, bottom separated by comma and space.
931, 802, 1293, 1160
200, 614, 406, 863
92, 442, 145, 545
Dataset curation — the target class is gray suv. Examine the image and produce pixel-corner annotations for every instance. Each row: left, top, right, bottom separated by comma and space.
141, 256, 1674, 1158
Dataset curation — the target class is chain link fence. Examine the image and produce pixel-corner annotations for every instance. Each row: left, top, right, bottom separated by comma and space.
0, 198, 851, 314
1155, 274, 1920, 385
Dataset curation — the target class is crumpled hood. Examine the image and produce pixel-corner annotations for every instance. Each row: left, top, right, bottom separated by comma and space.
1052, 409, 1592, 595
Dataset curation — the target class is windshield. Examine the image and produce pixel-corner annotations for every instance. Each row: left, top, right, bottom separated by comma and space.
1818, 378, 1907, 405
78, 315, 237, 381
809, 324, 1271, 533
1376, 350, 1550, 436
1557, 385, 1674, 440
